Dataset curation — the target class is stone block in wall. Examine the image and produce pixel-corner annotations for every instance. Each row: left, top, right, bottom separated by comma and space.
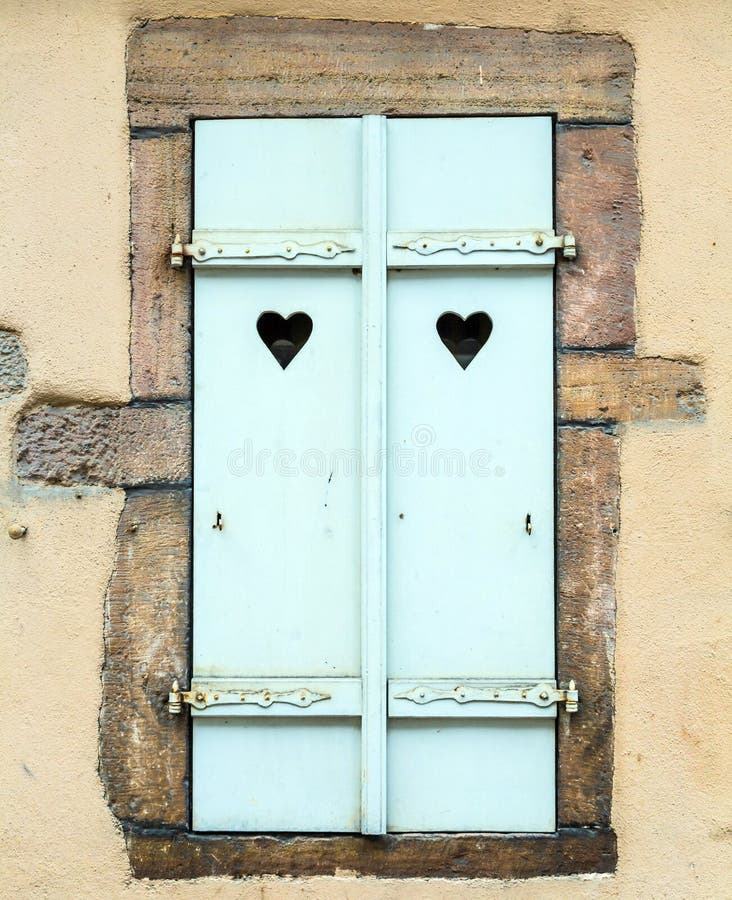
100, 489, 190, 827
558, 354, 705, 423
0, 331, 27, 398
127, 18, 634, 127
16, 403, 190, 487
557, 427, 620, 825
556, 126, 641, 349
131, 132, 192, 400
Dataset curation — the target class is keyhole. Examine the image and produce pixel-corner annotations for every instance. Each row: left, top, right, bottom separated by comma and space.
213, 512, 223, 531
525, 513, 532, 535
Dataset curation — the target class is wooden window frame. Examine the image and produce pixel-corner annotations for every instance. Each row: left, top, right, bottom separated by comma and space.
14, 15, 706, 880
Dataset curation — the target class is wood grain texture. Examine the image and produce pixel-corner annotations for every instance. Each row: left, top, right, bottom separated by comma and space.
556, 126, 640, 349
131, 132, 192, 400
126, 826, 616, 879
16, 403, 190, 487
557, 427, 620, 826
559, 354, 705, 423
100, 490, 190, 828
127, 17, 633, 127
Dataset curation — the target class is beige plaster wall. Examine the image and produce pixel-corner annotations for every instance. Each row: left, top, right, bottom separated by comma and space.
1, 0, 730, 897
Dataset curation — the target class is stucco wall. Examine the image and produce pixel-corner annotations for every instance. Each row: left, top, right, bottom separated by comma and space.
1, 1, 730, 897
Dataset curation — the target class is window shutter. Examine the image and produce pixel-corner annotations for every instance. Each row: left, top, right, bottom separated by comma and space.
192, 119, 365, 832
191, 116, 559, 833
385, 118, 555, 831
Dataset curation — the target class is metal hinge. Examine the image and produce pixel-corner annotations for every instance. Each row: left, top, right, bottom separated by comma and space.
168, 679, 331, 713
393, 679, 579, 713
170, 231, 358, 267
170, 229, 576, 267
392, 231, 577, 259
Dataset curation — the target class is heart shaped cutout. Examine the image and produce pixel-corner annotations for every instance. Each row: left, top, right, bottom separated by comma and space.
257, 311, 313, 369
436, 312, 493, 369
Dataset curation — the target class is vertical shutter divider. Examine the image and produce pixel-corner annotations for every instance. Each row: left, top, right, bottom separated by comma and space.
360, 114, 388, 835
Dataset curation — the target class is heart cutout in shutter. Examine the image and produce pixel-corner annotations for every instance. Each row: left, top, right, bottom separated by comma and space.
436, 312, 493, 369
257, 311, 313, 369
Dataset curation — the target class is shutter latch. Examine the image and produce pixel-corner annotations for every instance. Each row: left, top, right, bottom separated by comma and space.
393, 679, 579, 713
168, 679, 331, 713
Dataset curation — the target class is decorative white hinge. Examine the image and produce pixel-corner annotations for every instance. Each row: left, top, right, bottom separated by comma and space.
393, 679, 579, 713
168, 679, 331, 713
170, 231, 357, 267
392, 231, 577, 259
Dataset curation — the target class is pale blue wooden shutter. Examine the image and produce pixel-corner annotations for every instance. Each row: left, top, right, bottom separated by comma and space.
385, 118, 555, 831
192, 116, 557, 834
192, 120, 365, 832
